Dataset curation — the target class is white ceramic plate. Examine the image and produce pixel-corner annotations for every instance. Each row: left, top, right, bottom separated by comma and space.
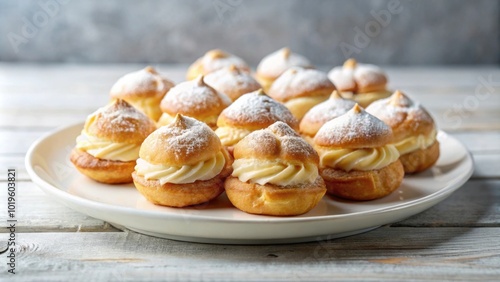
26, 123, 473, 244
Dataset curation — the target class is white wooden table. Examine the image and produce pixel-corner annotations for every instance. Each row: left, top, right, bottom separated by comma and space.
1, 64, 499, 281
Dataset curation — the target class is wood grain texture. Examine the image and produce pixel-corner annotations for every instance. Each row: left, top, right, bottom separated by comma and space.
0, 181, 118, 232
0, 228, 499, 281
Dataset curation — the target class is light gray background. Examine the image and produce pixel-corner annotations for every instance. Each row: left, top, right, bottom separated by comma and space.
0, 0, 498, 65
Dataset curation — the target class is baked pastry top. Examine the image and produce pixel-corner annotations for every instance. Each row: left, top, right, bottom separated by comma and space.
109, 66, 175, 121
76, 99, 156, 162
215, 90, 298, 146
186, 49, 250, 80
300, 90, 356, 138
256, 47, 313, 80
158, 75, 231, 128
314, 104, 400, 172
328, 58, 388, 94
204, 64, 261, 101
136, 114, 227, 185
268, 67, 336, 120
232, 121, 319, 186
366, 90, 437, 155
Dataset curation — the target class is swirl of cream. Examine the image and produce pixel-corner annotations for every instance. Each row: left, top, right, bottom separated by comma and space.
76, 131, 140, 162
394, 129, 437, 155
232, 158, 318, 186
135, 151, 225, 185
215, 127, 252, 146
318, 145, 400, 172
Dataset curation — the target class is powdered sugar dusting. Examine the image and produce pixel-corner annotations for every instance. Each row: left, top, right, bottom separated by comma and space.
110, 67, 174, 98
269, 67, 334, 101
257, 48, 312, 78
204, 66, 261, 100
302, 94, 356, 124
244, 121, 318, 161
87, 99, 155, 141
220, 91, 297, 127
327, 62, 386, 93
161, 77, 231, 115
153, 115, 216, 161
365, 91, 434, 127
201, 50, 249, 73
315, 105, 392, 146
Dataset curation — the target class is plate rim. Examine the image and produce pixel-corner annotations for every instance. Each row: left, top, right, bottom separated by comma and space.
25, 122, 474, 225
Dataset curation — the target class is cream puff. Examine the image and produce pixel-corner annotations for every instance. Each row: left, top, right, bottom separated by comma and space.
110, 66, 175, 121
327, 58, 391, 108
225, 121, 326, 216
314, 104, 404, 200
299, 90, 356, 143
133, 114, 233, 207
255, 47, 313, 92
366, 90, 439, 173
70, 99, 156, 184
267, 67, 336, 121
186, 49, 250, 80
157, 75, 232, 129
215, 89, 299, 152
204, 64, 261, 101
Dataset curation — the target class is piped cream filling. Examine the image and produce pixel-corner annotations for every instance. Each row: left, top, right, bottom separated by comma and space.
76, 131, 140, 162
284, 96, 329, 120
215, 127, 252, 146
135, 151, 226, 185
394, 129, 437, 155
317, 145, 400, 172
232, 158, 318, 186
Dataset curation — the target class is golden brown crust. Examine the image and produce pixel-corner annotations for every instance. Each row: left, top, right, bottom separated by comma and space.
328, 58, 388, 94
70, 149, 135, 184
132, 152, 233, 207
85, 99, 157, 144
320, 160, 404, 200
233, 121, 319, 165
313, 104, 394, 149
204, 65, 261, 101
140, 115, 224, 166
110, 66, 175, 100
216, 90, 299, 131
299, 91, 356, 138
267, 68, 336, 103
400, 141, 440, 174
224, 176, 326, 216
159, 76, 231, 123
186, 49, 250, 80
366, 90, 436, 141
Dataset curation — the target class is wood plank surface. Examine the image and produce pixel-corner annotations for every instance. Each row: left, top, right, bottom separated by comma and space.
0, 228, 499, 281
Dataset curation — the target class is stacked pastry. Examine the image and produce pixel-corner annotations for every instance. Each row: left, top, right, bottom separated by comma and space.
110, 66, 175, 121
69, 49, 441, 216
157, 75, 231, 129
366, 90, 440, 173
215, 89, 298, 152
70, 99, 156, 184
328, 58, 392, 108
255, 47, 313, 92
267, 67, 336, 121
